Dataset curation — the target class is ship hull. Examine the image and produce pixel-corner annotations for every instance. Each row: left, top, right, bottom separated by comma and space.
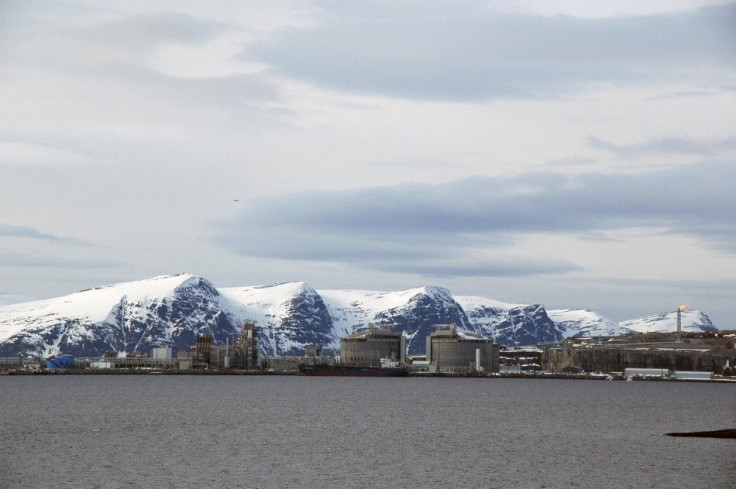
297, 363, 408, 377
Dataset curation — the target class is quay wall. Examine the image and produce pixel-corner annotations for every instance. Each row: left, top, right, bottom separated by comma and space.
542, 346, 735, 375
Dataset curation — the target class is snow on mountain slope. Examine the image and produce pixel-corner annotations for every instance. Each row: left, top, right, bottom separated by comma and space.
547, 309, 624, 338
0, 274, 206, 334
0, 274, 722, 357
320, 286, 461, 333
318, 288, 395, 341
220, 282, 334, 356
619, 309, 716, 334
0, 274, 245, 357
453, 296, 522, 311
320, 286, 474, 354
455, 295, 562, 346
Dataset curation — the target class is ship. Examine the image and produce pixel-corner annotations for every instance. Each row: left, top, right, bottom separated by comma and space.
297, 357, 408, 377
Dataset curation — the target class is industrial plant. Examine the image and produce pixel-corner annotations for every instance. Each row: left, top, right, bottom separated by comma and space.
187, 322, 259, 370
1, 309, 733, 381
540, 330, 735, 378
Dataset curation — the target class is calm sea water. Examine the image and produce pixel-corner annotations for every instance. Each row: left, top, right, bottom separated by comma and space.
1, 376, 734, 488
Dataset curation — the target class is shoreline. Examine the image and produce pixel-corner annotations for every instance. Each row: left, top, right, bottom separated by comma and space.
3, 368, 735, 382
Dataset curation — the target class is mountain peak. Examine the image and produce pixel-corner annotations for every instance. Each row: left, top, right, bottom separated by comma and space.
455, 295, 522, 311
221, 281, 318, 306
416, 285, 452, 298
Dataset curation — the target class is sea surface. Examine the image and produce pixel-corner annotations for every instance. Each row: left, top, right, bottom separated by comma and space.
1, 376, 734, 488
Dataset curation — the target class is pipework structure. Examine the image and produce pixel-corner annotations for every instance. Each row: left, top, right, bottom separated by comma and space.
235, 322, 258, 370
191, 322, 259, 370
192, 334, 212, 369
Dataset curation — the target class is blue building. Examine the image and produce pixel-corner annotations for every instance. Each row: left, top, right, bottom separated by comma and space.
46, 354, 75, 369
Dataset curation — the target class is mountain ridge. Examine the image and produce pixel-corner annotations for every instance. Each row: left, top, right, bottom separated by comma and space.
0, 274, 719, 357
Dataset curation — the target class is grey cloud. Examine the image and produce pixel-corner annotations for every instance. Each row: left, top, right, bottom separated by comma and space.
0, 225, 89, 246
545, 156, 597, 167
583, 276, 736, 294
87, 11, 229, 48
368, 159, 456, 170
1, 253, 122, 269
212, 160, 736, 277
588, 136, 736, 158
365, 259, 583, 278
5, 8, 279, 108
248, 3, 736, 100
2, 24, 282, 160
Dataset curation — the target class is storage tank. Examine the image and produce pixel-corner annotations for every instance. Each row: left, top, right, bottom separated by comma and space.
427, 324, 497, 373
340, 324, 405, 366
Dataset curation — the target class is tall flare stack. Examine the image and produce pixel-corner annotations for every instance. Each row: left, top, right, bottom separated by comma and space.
676, 304, 687, 343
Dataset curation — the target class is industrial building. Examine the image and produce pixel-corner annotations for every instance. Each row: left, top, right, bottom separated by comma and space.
195, 322, 259, 370
190, 334, 213, 369
152, 347, 173, 360
499, 347, 543, 373
426, 324, 499, 373
542, 331, 736, 376
340, 324, 406, 366
45, 354, 75, 369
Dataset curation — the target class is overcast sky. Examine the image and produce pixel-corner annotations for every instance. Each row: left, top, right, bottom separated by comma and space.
2, 0, 735, 326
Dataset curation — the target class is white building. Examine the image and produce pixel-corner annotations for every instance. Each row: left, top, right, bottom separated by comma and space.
152, 347, 173, 360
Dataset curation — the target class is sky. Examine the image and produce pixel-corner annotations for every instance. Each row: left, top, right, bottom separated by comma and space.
1, 0, 735, 327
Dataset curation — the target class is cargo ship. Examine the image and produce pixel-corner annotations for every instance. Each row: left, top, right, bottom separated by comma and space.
297, 358, 408, 377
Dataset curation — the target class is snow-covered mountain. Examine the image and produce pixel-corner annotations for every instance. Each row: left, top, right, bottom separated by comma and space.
548, 308, 717, 337
455, 296, 562, 346
619, 309, 716, 334
0, 274, 720, 357
0, 275, 246, 357
0, 275, 556, 356
547, 309, 624, 338
220, 282, 335, 356
322, 286, 475, 354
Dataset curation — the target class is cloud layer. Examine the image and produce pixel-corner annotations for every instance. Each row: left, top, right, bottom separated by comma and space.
0, 225, 89, 246
2, 1, 735, 326
250, 2, 736, 100
213, 160, 736, 277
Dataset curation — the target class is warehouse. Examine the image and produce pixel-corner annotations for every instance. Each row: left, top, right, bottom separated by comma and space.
340, 324, 406, 366
426, 324, 499, 373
